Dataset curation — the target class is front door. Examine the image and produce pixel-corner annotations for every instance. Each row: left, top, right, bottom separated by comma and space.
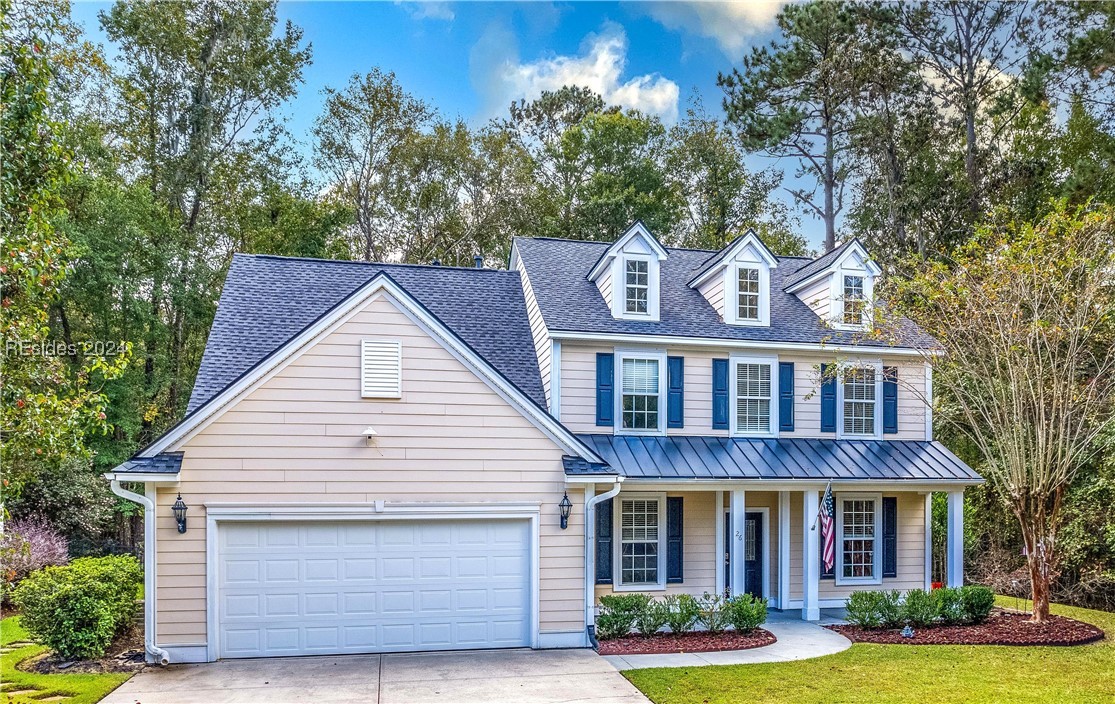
724, 510, 764, 599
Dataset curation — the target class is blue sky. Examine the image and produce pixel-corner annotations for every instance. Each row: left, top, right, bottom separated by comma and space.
69, 1, 824, 247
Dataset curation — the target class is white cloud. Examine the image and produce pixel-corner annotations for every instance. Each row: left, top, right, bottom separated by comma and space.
471, 22, 680, 123
398, 1, 455, 22
642, 1, 787, 57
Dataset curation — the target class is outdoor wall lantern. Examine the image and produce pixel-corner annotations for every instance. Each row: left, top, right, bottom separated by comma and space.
559, 492, 572, 530
172, 494, 189, 534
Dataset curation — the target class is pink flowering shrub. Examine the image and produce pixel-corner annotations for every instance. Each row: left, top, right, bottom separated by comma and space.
2, 517, 69, 601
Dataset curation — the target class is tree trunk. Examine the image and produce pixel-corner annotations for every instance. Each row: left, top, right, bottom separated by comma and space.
1025, 551, 1052, 622
823, 118, 836, 252
1018, 509, 1056, 623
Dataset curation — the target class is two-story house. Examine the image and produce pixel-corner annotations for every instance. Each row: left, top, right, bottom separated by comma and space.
106, 222, 981, 665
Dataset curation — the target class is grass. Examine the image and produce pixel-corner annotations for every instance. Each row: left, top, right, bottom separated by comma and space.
624, 597, 1115, 704
1, 616, 133, 704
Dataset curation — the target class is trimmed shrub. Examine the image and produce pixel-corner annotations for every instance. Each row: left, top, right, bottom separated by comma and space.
596, 593, 648, 640
846, 591, 884, 628
725, 594, 767, 633
877, 590, 904, 629
634, 598, 669, 637
960, 585, 995, 624
698, 592, 730, 634
901, 589, 937, 627
1, 517, 69, 602
934, 586, 966, 625
663, 593, 700, 635
13, 555, 142, 660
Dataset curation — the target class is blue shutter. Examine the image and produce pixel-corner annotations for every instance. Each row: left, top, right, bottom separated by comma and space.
596, 353, 614, 427
712, 359, 729, 429
595, 498, 613, 584
666, 497, 684, 583
820, 363, 836, 433
883, 366, 899, 434
882, 497, 897, 578
667, 356, 684, 428
778, 362, 795, 432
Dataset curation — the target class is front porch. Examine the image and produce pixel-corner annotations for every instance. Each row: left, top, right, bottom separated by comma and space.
585, 484, 968, 621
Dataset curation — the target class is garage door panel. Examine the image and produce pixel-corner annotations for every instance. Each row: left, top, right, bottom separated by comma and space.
218, 519, 531, 658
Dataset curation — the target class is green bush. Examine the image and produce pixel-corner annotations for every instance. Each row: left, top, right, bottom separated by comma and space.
725, 594, 767, 633
845, 590, 884, 628
901, 589, 938, 627
934, 586, 966, 625
596, 593, 648, 640
877, 590, 904, 628
663, 593, 700, 634
960, 585, 995, 624
698, 592, 730, 634
13, 555, 142, 660
634, 598, 669, 636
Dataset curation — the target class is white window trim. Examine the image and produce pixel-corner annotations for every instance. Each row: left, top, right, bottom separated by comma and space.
613, 254, 660, 321
830, 269, 875, 332
614, 349, 668, 436
834, 492, 883, 586
729, 354, 779, 438
836, 361, 883, 439
725, 262, 770, 327
613, 492, 667, 591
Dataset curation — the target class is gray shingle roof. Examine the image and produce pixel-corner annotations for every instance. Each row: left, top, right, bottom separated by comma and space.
781, 239, 856, 291
514, 237, 933, 348
187, 254, 548, 414
111, 452, 184, 475
572, 435, 982, 482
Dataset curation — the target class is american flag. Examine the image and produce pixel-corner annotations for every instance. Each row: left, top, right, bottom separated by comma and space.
820, 485, 836, 573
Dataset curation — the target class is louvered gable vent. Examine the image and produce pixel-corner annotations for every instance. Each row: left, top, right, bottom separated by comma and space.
361, 339, 402, 398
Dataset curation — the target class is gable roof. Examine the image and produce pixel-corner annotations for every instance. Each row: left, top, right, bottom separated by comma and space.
188, 254, 547, 414
514, 237, 934, 349
687, 229, 779, 288
586, 221, 669, 281
782, 238, 880, 292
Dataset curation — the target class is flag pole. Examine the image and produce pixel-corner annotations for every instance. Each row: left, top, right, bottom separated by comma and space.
810, 481, 832, 531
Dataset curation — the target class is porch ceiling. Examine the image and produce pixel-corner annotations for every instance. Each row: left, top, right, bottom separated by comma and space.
566, 435, 982, 483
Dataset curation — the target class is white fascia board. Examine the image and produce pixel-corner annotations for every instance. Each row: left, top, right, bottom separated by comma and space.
689, 229, 779, 289
141, 275, 603, 464
587, 222, 668, 281
547, 329, 926, 357
102, 472, 180, 484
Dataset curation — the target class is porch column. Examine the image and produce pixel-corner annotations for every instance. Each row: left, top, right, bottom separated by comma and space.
947, 490, 965, 587
802, 489, 821, 621
778, 491, 791, 610
729, 489, 747, 597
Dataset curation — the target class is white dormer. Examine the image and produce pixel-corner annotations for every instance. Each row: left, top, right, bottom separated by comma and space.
784, 239, 881, 332
688, 230, 778, 327
587, 222, 669, 321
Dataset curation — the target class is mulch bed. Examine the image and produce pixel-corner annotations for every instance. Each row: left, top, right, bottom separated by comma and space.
598, 628, 777, 655
827, 608, 1105, 647
18, 627, 147, 674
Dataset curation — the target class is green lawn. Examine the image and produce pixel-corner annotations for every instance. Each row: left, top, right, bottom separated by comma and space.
1, 616, 133, 704
625, 598, 1115, 704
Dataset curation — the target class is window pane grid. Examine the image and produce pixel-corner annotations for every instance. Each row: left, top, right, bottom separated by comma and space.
843, 367, 876, 435
841, 498, 875, 579
625, 260, 649, 314
843, 275, 865, 325
735, 363, 771, 433
621, 499, 659, 584
738, 267, 760, 320
622, 358, 660, 430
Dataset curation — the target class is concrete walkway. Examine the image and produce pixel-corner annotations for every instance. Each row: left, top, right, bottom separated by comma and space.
602, 610, 852, 671
103, 648, 650, 704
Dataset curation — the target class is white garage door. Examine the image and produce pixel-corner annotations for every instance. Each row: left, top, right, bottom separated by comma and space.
217, 519, 531, 658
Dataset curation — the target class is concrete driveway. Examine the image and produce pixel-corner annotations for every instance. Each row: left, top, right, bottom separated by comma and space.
102, 648, 650, 704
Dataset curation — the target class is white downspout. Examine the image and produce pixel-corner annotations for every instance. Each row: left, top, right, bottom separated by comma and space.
583, 477, 623, 635
109, 478, 170, 666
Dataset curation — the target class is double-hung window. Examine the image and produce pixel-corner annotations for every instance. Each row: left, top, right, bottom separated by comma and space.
842, 366, 877, 436
837, 495, 881, 583
730, 356, 777, 436
842, 275, 865, 326
618, 497, 663, 587
620, 355, 663, 432
737, 267, 760, 321
625, 259, 650, 314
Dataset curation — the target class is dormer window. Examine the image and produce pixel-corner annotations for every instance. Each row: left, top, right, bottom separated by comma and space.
737, 267, 761, 321
785, 240, 880, 332
842, 275, 865, 326
625, 259, 650, 314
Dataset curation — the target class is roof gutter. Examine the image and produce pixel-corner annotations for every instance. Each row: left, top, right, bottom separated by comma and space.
547, 330, 927, 357
583, 477, 623, 636
108, 480, 170, 666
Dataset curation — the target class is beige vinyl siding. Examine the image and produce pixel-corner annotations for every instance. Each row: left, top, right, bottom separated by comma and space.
559, 343, 929, 441
156, 293, 583, 645
697, 275, 725, 321
795, 275, 832, 322
518, 263, 553, 408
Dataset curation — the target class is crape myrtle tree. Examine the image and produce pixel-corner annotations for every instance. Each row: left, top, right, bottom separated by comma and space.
881, 202, 1115, 622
